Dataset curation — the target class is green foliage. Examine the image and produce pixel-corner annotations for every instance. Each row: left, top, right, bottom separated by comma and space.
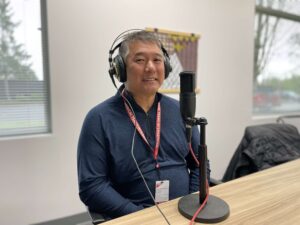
260, 74, 300, 94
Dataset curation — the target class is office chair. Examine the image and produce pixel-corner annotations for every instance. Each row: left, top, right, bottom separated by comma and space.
222, 123, 300, 182
87, 208, 106, 225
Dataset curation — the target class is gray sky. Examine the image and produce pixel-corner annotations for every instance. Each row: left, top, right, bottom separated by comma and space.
10, 0, 43, 80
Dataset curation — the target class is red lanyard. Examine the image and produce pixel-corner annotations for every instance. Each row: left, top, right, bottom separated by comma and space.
122, 91, 161, 165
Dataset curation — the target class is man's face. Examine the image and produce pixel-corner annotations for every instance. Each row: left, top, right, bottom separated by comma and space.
125, 41, 165, 97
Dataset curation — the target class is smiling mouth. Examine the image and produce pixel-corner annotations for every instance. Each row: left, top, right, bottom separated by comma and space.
143, 78, 157, 81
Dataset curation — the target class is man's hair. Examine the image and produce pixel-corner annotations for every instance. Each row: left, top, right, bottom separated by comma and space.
119, 30, 162, 61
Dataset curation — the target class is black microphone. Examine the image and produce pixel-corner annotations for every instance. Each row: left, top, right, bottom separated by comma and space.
178, 72, 230, 223
179, 71, 196, 143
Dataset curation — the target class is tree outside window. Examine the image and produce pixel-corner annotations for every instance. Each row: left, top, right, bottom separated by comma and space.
253, 0, 300, 116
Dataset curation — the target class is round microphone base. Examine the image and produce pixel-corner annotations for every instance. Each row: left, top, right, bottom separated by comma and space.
178, 194, 230, 223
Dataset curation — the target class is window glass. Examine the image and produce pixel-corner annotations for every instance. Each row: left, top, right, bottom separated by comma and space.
253, 0, 300, 115
0, 0, 51, 137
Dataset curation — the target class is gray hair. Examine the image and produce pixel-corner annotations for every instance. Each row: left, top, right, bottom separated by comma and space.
119, 30, 162, 61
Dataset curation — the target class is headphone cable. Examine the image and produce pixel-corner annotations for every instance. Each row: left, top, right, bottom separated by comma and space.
130, 120, 171, 225
116, 87, 171, 225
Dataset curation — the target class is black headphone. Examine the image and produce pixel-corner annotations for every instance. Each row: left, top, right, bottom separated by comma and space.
108, 29, 172, 83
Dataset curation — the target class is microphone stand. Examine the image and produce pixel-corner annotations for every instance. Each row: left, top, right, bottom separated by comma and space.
178, 117, 230, 223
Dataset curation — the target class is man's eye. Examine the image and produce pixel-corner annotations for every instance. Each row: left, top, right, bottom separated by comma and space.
135, 58, 145, 62
154, 58, 163, 63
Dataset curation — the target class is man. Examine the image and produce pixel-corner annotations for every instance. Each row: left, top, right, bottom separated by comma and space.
77, 30, 209, 219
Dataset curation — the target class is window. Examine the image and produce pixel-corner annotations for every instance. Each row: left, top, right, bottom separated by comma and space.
253, 0, 300, 116
0, 0, 51, 137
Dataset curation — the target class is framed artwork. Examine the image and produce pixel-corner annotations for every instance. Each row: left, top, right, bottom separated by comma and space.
146, 27, 200, 93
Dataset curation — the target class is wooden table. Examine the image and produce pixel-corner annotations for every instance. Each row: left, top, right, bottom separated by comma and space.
104, 159, 300, 224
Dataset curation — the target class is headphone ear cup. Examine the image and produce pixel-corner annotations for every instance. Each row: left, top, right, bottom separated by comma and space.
160, 45, 172, 79
112, 55, 127, 82
164, 56, 172, 79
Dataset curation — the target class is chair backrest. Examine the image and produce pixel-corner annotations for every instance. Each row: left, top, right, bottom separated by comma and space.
222, 123, 300, 182
87, 208, 106, 225
277, 114, 300, 132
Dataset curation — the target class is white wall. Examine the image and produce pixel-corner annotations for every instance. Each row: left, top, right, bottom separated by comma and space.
0, 0, 259, 224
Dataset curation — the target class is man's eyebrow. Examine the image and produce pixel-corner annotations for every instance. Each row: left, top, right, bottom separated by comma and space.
133, 52, 163, 57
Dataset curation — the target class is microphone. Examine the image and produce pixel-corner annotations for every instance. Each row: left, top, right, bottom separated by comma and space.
179, 71, 196, 143
178, 71, 230, 224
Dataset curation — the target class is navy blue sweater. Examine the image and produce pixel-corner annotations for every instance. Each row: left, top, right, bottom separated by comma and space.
77, 87, 207, 218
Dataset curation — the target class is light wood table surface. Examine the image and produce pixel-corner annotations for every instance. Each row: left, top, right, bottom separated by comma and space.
104, 159, 300, 225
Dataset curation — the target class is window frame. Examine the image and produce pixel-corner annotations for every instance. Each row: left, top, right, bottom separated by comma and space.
0, 0, 51, 138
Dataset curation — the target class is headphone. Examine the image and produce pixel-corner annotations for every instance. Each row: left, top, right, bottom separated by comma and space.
108, 29, 172, 83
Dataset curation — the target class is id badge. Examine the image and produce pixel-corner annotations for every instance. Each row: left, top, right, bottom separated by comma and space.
155, 180, 169, 203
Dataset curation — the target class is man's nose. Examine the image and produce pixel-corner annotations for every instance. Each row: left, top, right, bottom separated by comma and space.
145, 60, 155, 71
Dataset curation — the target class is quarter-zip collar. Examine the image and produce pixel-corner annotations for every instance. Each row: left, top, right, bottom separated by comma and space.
117, 84, 162, 113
